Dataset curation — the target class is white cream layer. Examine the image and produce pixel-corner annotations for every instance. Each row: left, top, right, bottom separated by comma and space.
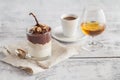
28, 41, 51, 59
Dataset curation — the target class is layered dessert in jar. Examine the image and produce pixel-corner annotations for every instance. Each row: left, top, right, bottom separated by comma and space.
26, 13, 51, 60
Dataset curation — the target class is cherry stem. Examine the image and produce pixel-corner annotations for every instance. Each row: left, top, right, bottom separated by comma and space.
29, 13, 39, 26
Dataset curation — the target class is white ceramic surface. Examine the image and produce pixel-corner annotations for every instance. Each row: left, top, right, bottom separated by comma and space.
52, 26, 85, 42
61, 14, 79, 37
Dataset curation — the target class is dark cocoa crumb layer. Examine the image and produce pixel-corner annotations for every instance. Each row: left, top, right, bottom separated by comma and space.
27, 28, 51, 44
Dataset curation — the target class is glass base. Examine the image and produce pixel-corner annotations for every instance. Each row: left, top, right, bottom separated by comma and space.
82, 41, 103, 52
30, 56, 50, 61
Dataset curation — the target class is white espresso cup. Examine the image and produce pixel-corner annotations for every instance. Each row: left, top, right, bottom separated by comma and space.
61, 14, 79, 37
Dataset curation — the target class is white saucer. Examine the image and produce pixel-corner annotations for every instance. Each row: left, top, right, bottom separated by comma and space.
52, 26, 85, 42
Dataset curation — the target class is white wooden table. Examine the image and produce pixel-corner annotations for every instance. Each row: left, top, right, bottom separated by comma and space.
0, 0, 120, 80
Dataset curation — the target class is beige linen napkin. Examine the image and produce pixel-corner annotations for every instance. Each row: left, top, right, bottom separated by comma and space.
1, 40, 78, 74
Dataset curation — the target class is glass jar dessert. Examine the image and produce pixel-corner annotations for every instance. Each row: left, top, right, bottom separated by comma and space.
26, 13, 51, 60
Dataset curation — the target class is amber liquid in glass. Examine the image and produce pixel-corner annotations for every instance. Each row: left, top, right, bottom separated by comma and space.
81, 21, 105, 36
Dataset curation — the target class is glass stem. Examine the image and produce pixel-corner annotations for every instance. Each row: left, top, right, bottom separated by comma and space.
89, 36, 97, 46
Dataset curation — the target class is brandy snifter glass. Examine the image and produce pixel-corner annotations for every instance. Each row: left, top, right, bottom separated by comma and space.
81, 6, 106, 51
